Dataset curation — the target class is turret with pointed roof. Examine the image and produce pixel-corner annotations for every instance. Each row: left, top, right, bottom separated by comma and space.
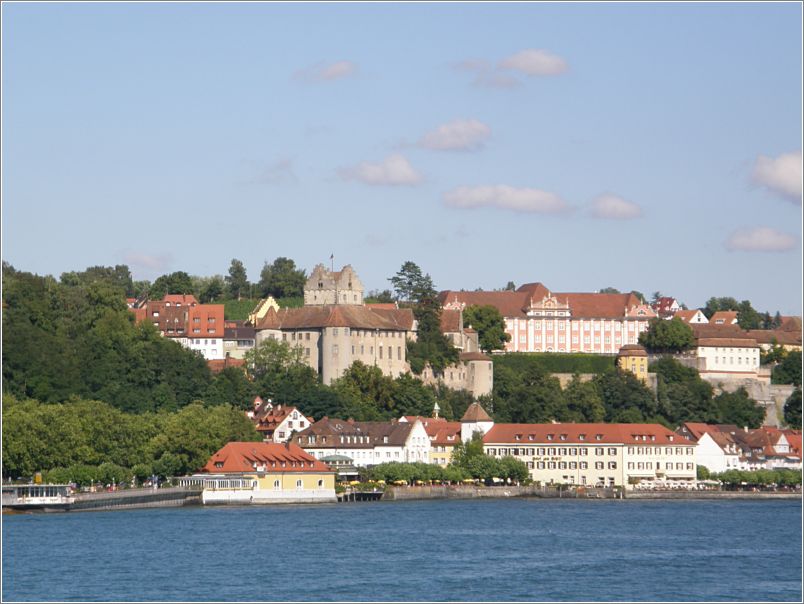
460, 402, 494, 442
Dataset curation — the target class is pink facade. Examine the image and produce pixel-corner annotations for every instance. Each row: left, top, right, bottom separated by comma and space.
440, 284, 656, 354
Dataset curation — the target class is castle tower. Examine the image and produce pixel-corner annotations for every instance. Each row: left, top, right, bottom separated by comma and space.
304, 264, 364, 306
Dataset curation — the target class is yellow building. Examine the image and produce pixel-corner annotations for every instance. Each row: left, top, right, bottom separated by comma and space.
181, 441, 336, 504
617, 344, 649, 382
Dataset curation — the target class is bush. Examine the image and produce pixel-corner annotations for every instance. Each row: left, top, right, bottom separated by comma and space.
494, 353, 614, 375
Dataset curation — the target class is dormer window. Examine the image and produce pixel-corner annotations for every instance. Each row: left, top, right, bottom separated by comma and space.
383, 436, 389, 444
579, 434, 586, 441
547, 434, 554, 441
515, 435, 522, 441
528, 435, 534, 441
214, 462, 223, 468
560, 434, 567, 441
595, 434, 603, 441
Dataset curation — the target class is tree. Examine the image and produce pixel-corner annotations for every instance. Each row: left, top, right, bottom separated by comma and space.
451, 432, 485, 468
226, 259, 250, 300
494, 365, 567, 423
197, 275, 225, 303
503, 281, 516, 291
630, 291, 646, 304
389, 261, 432, 303
243, 338, 306, 382
365, 289, 395, 304
703, 296, 739, 319
149, 271, 194, 299
736, 300, 762, 330
651, 291, 664, 303
60, 265, 134, 296
772, 351, 802, 386
712, 388, 765, 428
593, 369, 657, 423
463, 305, 510, 353
395, 262, 458, 375
258, 257, 306, 299
784, 388, 801, 428
599, 287, 621, 294
563, 375, 605, 422
639, 317, 695, 353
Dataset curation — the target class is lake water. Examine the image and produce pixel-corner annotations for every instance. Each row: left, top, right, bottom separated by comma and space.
3, 498, 802, 602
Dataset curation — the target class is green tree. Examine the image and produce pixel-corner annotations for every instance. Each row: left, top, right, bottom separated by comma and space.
494, 365, 567, 423
463, 305, 511, 353
364, 289, 395, 303
703, 296, 739, 319
772, 351, 802, 386
450, 432, 485, 467
736, 300, 762, 330
258, 257, 306, 299
226, 259, 250, 300
712, 388, 765, 428
599, 287, 621, 294
784, 388, 801, 428
60, 265, 134, 296
389, 261, 432, 303
563, 375, 606, 422
196, 275, 225, 303
593, 369, 657, 423
149, 271, 194, 299
697, 465, 710, 480
639, 317, 695, 353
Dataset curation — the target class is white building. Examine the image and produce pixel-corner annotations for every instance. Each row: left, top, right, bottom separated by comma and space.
292, 417, 430, 467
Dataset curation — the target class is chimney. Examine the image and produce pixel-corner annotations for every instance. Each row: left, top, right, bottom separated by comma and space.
285, 439, 291, 450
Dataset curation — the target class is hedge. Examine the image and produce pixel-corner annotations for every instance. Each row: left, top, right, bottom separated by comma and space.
493, 353, 616, 375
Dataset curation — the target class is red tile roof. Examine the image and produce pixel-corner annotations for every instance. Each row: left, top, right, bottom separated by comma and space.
441, 309, 462, 333
484, 423, 685, 446
201, 442, 332, 474
710, 311, 738, 325
461, 402, 493, 422
459, 351, 492, 362
253, 305, 414, 332
439, 286, 652, 320
617, 344, 648, 356
674, 309, 706, 323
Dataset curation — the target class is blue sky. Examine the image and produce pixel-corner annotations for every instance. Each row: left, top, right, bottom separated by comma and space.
3, 2, 802, 314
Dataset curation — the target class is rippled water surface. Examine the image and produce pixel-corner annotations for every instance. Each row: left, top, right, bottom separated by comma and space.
3, 498, 802, 602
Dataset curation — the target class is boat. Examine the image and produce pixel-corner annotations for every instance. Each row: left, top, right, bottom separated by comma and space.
1, 484, 74, 512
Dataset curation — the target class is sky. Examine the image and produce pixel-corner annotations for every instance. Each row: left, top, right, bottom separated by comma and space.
2, 2, 802, 315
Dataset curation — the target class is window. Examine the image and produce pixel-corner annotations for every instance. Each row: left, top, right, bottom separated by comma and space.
296, 479, 303, 489
608, 448, 617, 456
608, 462, 617, 470
579, 462, 588, 470
595, 448, 604, 456
595, 462, 604, 470
274, 479, 280, 490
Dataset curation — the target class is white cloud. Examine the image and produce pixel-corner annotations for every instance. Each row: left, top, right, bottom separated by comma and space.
473, 71, 521, 89
294, 60, 358, 82
752, 151, 802, 204
725, 227, 797, 252
499, 49, 568, 76
122, 252, 172, 274
590, 194, 643, 219
339, 154, 423, 186
443, 185, 570, 214
419, 119, 492, 151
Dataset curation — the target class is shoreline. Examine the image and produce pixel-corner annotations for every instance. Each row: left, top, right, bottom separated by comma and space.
3, 485, 800, 514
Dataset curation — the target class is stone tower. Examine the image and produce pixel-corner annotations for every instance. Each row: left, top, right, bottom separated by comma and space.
304, 264, 364, 306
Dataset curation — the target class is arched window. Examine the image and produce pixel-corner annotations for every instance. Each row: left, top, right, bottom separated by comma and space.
273, 479, 280, 490
318, 479, 324, 489
296, 479, 303, 490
